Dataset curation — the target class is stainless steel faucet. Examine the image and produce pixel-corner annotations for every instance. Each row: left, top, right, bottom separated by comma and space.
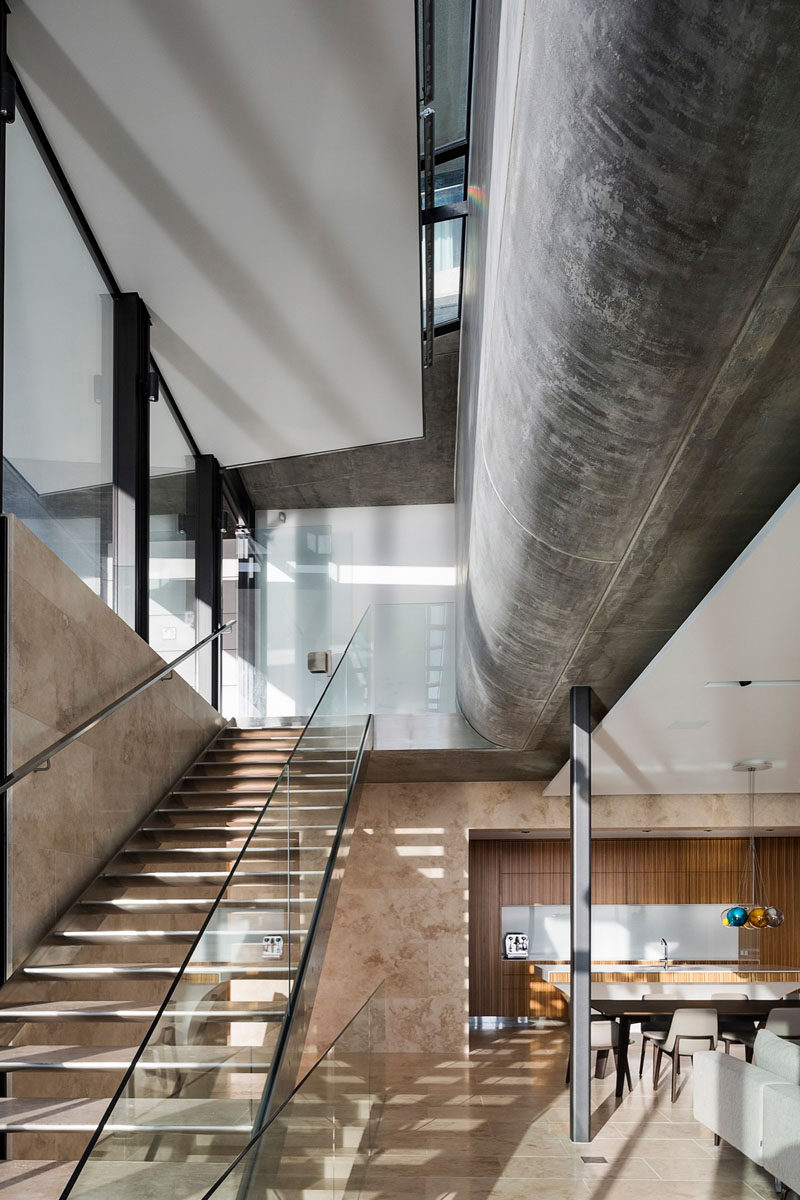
660, 937, 669, 970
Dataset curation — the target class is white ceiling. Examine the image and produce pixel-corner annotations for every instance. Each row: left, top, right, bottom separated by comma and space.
8, 0, 424, 466
547, 482, 800, 797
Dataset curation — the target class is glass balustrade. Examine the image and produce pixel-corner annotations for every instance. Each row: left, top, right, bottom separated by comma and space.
65, 610, 371, 1196
64, 604, 443, 1197
204, 983, 385, 1200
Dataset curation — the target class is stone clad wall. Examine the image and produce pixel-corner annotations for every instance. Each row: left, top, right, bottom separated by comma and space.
7, 516, 225, 967
304, 780, 800, 1058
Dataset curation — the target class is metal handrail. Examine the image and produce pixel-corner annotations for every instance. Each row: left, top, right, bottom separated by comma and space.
0, 619, 236, 797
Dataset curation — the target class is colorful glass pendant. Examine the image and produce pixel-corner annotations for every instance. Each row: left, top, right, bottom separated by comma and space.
726, 906, 749, 927
764, 906, 785, 928
720, 909, 732, 926
746, 906, 768, 928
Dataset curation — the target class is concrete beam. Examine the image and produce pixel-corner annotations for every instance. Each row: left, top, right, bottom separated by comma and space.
457, 0, 800, 756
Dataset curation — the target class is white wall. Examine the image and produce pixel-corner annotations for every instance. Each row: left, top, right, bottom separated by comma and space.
502, 904, 740, 962
256, 504, 455, 718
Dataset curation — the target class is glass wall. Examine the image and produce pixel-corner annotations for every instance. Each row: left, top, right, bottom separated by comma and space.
257, 505, 456, 720
3, 112, 114, 599
148, 397, 197, 686
434, 0, 473, 146
417, 0, 473, 332
220, 525, 269, 725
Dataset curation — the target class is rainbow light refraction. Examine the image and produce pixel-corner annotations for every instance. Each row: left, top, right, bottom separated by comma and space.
468, 184, 487, 213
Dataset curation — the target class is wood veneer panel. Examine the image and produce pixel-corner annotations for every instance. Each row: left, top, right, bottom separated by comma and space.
501, 872, 568, 904
757, 838, 800, 969
496, 838, 750, 905
501, 873, 534, 905
593, 871, 629, 904
469, 840, 502, 1015
501, 962, 568, 1019
501, 841, 569, 874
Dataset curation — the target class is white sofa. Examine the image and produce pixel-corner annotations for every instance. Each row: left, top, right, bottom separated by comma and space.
694, 1029, 800, 1196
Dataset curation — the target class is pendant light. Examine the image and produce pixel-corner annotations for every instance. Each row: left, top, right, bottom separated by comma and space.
720, 761, 784, 929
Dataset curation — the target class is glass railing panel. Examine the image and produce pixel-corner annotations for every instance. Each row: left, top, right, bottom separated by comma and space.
372, 601, 456, 713
203, 984, 385, 1200
68, 766, 295, 1179
66, 606, 384, 1196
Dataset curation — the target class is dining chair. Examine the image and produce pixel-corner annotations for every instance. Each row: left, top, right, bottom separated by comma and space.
725, 1005, 800, 1061
764, 1008, 800, 1038
712, 993, 755, 1060
565, 1017, 632, 1088
644, 1008, 717, 1101
638, 994, 672, 1078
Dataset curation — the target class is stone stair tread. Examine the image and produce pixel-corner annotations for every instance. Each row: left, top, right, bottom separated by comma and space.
0, 1000, 285, 1021
0, 1045, 273, 1071
51, 926, 290, 943
0, 1160, 77, 1200
121, 846, 282, 856
0, 717, 324, 1181
23, 963, 296, 979
0, 1095, 260, 1132
78, 897, 315, 911
0, 1160, 231, 1200
100, 870, 322, 886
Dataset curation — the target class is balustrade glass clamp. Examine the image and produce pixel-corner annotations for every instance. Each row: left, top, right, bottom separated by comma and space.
162, 671, 174, 681
33, 760, 51, 773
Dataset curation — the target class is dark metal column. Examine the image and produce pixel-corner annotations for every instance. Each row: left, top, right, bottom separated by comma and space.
113, 294, 151, 636
570, 685, 592, 1143
1, 12, 14, 1156
196, 454, 222, 707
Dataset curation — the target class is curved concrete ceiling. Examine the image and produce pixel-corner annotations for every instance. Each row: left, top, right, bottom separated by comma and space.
457, 0, 800, 763
8, 0, 423, 465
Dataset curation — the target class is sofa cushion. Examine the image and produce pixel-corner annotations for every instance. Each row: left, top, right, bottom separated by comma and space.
693, 1049, 776, 1164
754, 1028, 800, 1083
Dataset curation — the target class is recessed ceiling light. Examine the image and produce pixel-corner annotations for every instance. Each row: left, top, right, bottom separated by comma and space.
668, 720, 708, 730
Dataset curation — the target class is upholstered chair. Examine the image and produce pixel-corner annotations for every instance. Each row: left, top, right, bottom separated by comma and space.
644, 1008, 718, 1101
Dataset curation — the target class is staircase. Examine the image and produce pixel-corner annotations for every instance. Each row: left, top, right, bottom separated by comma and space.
0, 722, 348, 1198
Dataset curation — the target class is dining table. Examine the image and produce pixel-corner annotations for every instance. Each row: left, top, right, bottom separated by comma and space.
589, 996, 800, 1098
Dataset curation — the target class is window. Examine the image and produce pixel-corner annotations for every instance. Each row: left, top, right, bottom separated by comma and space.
3, 112, 114, 599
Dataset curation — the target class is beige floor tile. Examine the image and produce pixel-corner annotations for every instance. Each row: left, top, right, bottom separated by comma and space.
424, 1178, 581, 1200
582, 1181, 764, 1199
646, 1156, 775, 1184
365, 1026, 771, 1200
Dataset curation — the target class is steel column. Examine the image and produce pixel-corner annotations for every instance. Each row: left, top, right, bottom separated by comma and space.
2, 15, 15, 1158
570, 685, 592, 1143
113, 294, 151, 636
196, 455, 223, 708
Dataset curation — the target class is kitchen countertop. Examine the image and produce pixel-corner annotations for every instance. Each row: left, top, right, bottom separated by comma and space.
531, 962, 797, 977
528, 961, 800, 1000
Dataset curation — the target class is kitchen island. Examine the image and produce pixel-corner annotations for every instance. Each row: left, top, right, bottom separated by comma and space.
501, 961, 800, 1019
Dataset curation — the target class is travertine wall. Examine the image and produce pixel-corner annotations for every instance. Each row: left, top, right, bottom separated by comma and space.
304, 779, 800, 1058
7, 516, 225, 967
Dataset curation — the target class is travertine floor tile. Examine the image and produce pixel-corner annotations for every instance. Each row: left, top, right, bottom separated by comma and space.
359, 1025, 775, 1200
